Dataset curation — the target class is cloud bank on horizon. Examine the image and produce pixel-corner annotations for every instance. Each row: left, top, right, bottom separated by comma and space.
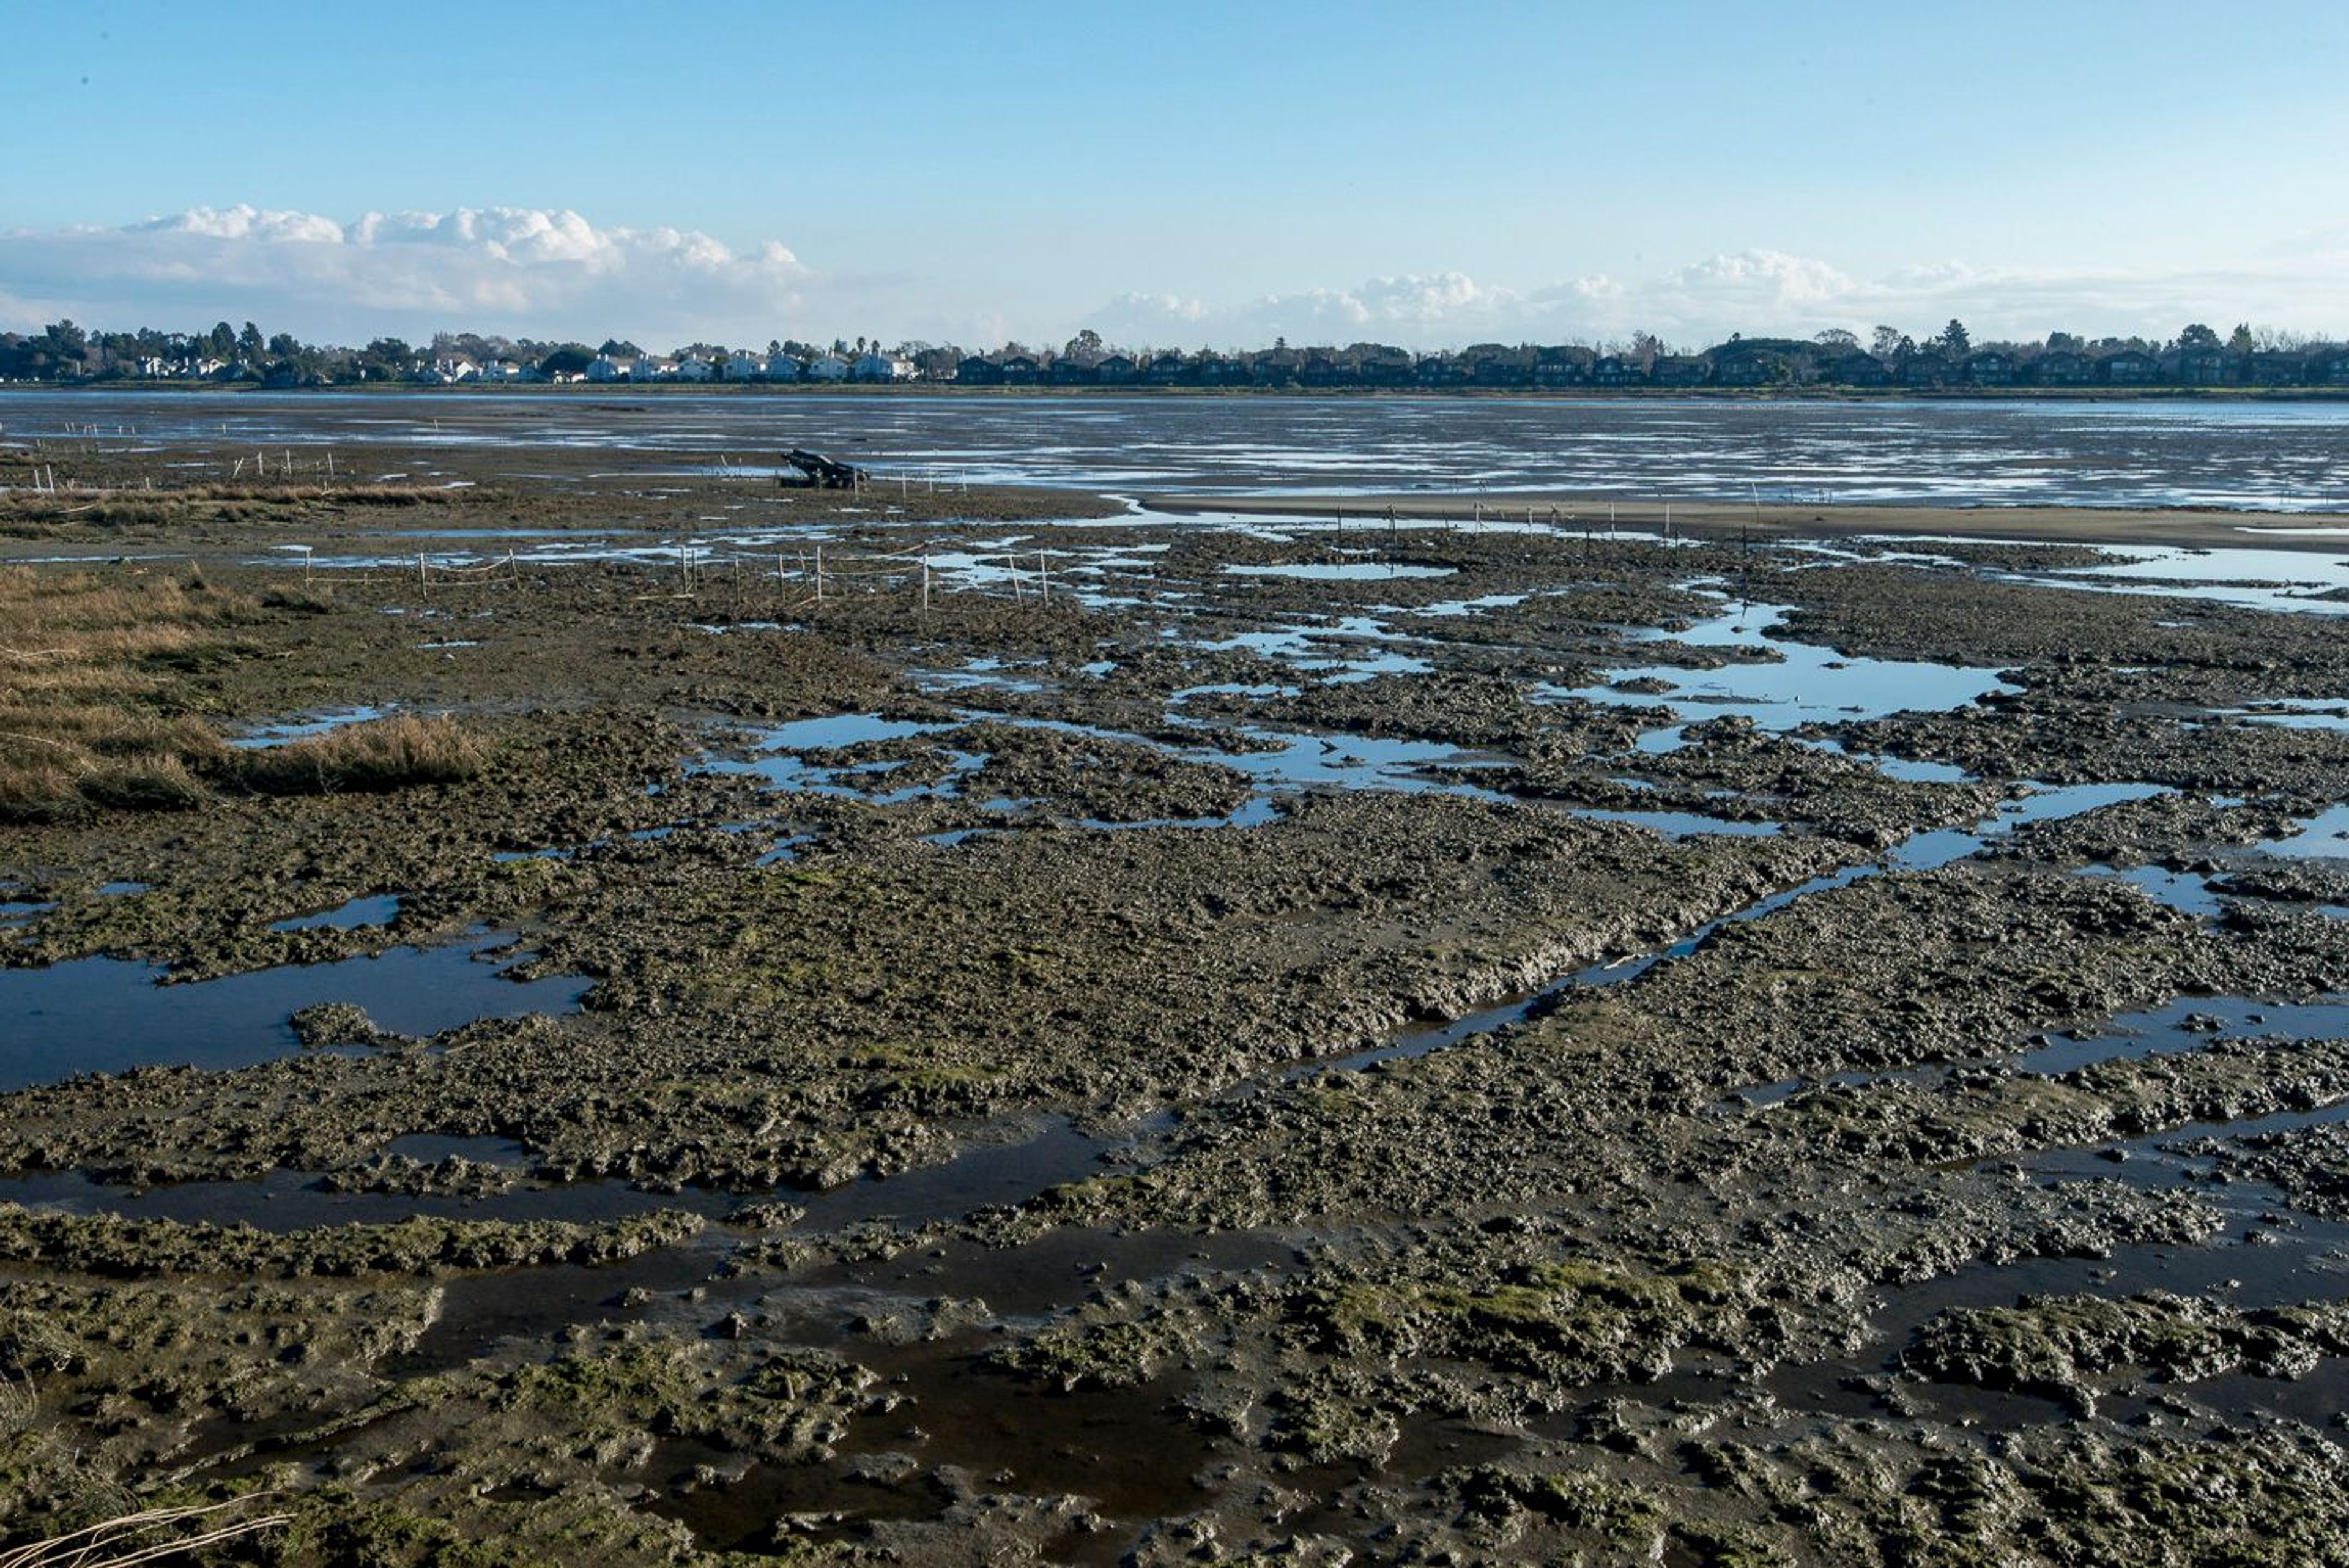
5, 204, 2347, 352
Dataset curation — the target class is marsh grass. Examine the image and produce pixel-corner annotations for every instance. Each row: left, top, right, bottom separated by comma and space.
1, 570, 488, 816
234, 713, 484, 795
0, 482, 464, 536
0, 568, 250, 820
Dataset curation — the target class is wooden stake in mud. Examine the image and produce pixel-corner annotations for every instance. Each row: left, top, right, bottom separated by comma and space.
814, 544, 824, 603
418, 552, 428, 593
1038, 549, 1049, 603
921, 550, 931, 613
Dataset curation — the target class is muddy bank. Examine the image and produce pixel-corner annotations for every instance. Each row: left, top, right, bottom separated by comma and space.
6, 418, 2349, 1564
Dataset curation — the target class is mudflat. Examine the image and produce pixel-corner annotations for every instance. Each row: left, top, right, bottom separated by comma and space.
1149, 489, 2349, 554
3, 416, 2349, 1565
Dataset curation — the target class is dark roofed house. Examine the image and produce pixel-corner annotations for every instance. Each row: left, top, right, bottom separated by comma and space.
1416, 354, 1471, 388
1145, 351, 1186, 385
1251, 346, 1307, 387
1180, 353, 1241, 387
1359, 347, 1417, 386
998, 354, 1040, 385
2175, 346, 2230, 385
2030, 351, 2091, 386
2100, 349, 2159, 384
956, 355, 1000, 386
1652, 354, 1712, 387
1899, 352, 1952, 387
2246, 350, 2304, 387
1096, 354, 1136, 383
1710, 345, 1776, 385
1300, 351, 1349, 388
1534, 346, 1595, 387
1709, 339, 1804, 387
1592, 355, 1646, 387
1824, 352, 1889, 387
1962, 351, 2014, 387
2315, 350, 2349, 385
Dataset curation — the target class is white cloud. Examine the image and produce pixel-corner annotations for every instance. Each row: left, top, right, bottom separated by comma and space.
0, 204, 816, 346
1088, 248, 2349, 350
7, 206, 2348, 352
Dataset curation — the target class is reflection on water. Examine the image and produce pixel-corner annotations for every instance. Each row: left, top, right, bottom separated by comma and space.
1549, 600, 2017, 730
0, 931, 589, 1090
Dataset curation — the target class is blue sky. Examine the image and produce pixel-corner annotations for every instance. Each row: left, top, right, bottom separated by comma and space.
7, 1, 2348, 350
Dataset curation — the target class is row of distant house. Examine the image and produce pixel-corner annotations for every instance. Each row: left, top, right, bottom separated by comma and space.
119, 340, 2349, 391
957, 342, 2349, 390
410, 349, 916, 385
569, 350, 913, 385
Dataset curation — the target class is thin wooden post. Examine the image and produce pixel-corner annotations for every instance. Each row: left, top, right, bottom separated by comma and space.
1038, 549, 1049, 603
921, 551, 930, 612
815, 544, 823, 602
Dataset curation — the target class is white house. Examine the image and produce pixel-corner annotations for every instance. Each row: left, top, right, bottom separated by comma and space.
850, 351, 912, 383
636, 357, 680, 381
805, 354, 849, 382
587, 354, 636, 382
674, 354, 714, 383
764, 354, 802, 382
721, 353, 763, 382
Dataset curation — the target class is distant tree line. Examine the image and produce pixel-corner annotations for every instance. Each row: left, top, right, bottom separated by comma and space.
5, 317, 2347, 391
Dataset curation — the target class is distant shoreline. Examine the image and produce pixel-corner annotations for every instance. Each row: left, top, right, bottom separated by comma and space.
7, 381, 2349, 406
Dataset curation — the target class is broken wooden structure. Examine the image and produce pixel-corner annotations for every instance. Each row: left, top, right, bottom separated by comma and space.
782, 449, 870, 489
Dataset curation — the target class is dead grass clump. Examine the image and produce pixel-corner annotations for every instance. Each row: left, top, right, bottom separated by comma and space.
258, 584, 336, 614
0, 567, 254, 820
233, 715, 485, 796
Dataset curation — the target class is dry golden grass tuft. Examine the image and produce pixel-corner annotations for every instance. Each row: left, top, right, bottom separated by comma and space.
232, 713, 485, 796
0, 567, 248, 820
0, 481, 464, 536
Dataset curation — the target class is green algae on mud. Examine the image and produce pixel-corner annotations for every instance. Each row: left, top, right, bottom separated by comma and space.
6, 423, 2349, 1564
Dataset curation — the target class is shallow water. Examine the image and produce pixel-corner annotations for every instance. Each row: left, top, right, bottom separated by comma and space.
1549, 601, 2017, 731
269, 893, 403, 932
0, 931, 588, 1090
2260, 802, 2349, 860
228, 705, 387, 748
20, 390, 2349, 510
2018, 994, 2349, 1076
